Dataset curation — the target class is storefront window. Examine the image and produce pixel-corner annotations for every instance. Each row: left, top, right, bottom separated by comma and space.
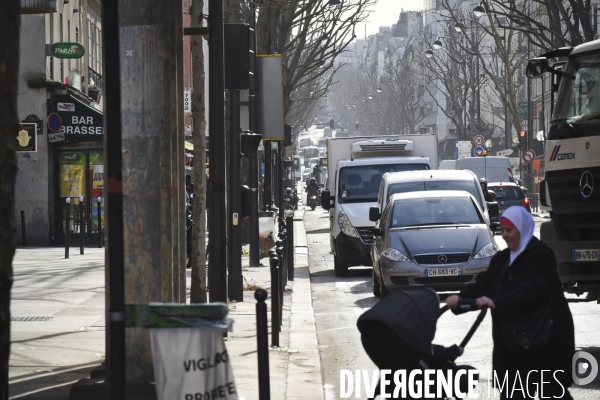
59, 150, 104, 239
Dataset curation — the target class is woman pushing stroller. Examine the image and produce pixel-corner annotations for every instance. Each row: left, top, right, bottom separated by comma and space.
446, 206, 575, 399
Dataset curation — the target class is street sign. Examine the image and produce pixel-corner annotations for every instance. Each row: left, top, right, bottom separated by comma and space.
455, 141, 472, 160
518, 101, 529, 119
523, 149, 535, 163
497, 149, 513, 157
473, 146, 484, 156
47, 113, 62, 132
473, 135, 485, 146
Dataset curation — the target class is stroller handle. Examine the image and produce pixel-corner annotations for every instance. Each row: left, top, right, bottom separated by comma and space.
459, 306, 488, 349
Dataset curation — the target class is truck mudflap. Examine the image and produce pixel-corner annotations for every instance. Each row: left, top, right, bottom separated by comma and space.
541, 220, 600, 294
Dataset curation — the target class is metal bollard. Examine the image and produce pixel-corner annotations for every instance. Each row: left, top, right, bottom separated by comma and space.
275, 240, 284, 326
79, 196, 85, 255
286, 215, 294, 281
20, 210, 26, 248
269, 254, 280, 345
65, 198, 71, 259
254, 289, 271, 400
97, 198, 102, 248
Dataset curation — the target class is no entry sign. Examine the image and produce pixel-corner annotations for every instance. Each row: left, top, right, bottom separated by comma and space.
523, 149, 535, 163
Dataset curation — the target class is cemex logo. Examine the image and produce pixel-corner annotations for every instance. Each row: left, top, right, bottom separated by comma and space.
550, 145, 575, 161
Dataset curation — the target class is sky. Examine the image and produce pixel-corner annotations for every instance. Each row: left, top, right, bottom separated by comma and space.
363, 0, 424, 38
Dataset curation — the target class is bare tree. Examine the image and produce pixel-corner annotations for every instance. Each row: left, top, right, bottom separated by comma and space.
0, 1, 19, 398
255, 0, 375, 130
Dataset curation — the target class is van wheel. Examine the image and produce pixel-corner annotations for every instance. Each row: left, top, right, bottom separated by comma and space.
334, 254, 349, 277
372, 268, 381, 297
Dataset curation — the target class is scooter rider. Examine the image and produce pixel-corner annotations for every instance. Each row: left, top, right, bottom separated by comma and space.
306, 177, 320, 204
479, 178, 496, 202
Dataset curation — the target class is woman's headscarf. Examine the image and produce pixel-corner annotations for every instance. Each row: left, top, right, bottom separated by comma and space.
500, 206, 535, 266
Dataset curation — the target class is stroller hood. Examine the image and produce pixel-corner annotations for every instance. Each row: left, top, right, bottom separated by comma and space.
357, 289, 440, 355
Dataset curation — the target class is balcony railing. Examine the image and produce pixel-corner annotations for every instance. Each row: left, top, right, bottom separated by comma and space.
21, 0, 57, 14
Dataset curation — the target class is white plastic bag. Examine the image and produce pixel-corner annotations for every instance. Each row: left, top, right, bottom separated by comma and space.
150, 327, 238, 400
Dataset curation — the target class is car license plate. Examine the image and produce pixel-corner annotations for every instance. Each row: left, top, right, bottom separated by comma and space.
572, 249, 600, 262
424, 268, 461, 277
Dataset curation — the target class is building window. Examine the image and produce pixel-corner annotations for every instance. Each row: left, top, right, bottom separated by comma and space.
97, 27, 102, 74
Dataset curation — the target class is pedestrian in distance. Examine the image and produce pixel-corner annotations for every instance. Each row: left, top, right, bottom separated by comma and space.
446, 206, 575, 399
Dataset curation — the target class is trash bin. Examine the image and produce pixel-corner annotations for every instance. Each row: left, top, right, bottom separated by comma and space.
259, 211, 277, 258
126, 303, 238, 400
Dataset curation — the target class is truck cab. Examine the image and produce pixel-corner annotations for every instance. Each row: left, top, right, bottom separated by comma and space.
527, 40, 600, 296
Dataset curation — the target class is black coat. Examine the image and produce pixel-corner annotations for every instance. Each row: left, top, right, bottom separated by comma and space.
459, 237, 575, 385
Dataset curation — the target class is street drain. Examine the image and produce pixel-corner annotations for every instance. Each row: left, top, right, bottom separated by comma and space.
11, 316, 54, 322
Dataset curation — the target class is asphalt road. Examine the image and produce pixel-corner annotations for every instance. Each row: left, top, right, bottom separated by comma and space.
303, 203, 600, 400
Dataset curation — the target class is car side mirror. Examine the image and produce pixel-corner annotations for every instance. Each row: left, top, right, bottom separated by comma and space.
369, 206, 381, 222
321, 190, 332, 210
526, 57, 548, 78
371, 227, 384, 237
487, 201, 499, 219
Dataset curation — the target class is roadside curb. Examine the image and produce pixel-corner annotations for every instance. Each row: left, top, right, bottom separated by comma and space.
285, 213, 324, 399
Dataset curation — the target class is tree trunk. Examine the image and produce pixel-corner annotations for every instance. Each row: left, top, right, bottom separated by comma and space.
190, 0, 208, 303
0, 2, 19, 398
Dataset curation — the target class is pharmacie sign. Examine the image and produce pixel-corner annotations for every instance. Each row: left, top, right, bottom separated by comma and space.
51, 42, 86, 59
50, 94, 103, 143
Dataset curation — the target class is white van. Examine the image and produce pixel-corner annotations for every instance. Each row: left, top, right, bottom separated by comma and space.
439, 160, 457, 170
372, 170, 499, 229
455, 156, 513, 182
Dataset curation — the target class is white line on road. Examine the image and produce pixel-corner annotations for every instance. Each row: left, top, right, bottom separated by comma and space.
325, 326, 349, 332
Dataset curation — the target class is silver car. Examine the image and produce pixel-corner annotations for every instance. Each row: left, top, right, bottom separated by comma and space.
370, 190, 498, 297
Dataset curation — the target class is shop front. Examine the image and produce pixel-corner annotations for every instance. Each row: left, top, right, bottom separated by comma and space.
49, 92, 105, 245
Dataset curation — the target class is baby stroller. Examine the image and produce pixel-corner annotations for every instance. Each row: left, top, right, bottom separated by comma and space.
357, 288, 487, 400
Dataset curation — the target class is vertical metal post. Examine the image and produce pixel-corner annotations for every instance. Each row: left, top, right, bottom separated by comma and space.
79, 196, 84, 255
65, 199, 71, 259
255, 289, 271, 400
20, 210, 26, 247
208, 0, 228, 303
248, 2, 261, 266
286, 215, 293, 281
269, 254, 280, 346
276, 240, 284, 326
264, 141, 271, 210
102, 0, 125, 393
97, 198, 102, 248
228, 90, 243, 301
278, 144, 284, 225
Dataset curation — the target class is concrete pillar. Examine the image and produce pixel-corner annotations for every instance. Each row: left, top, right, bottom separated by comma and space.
119, 0, 184, 382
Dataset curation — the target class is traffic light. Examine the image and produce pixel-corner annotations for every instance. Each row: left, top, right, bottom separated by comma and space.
330, 119, 334, 129
355, 121, 359, 131
518, 131, 527, 149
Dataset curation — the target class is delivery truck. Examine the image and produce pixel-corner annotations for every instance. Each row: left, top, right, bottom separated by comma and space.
320, 135, 438, 276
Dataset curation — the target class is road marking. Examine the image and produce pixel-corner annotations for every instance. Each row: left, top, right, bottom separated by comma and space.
325, 326, 349, 332
9, 379, 81, 399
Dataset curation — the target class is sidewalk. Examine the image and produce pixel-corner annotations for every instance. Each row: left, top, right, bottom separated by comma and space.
8, 205, 324, 400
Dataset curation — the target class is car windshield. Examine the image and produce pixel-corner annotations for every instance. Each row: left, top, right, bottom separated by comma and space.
387, 180, 484, 208
488, 185, 524, 200
338, 163, 429, 203
552, 52, 600, 138
390, 197, 483, 228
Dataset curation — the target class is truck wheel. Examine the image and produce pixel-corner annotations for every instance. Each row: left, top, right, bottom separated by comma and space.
372, 268, 381, 297
334, 254, 349, 277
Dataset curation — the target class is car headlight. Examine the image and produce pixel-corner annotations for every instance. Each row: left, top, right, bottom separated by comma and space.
381, 248, 410, 262
338, 211, 359, 238
474, 243, 499, 259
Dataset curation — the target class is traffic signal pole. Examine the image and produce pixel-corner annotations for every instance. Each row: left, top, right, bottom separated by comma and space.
228, 90, 243, 301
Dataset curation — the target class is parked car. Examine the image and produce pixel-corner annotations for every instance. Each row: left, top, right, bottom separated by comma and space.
487, 182, 531, 215
370, 190, 498, 297
302, 168, 312, 182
